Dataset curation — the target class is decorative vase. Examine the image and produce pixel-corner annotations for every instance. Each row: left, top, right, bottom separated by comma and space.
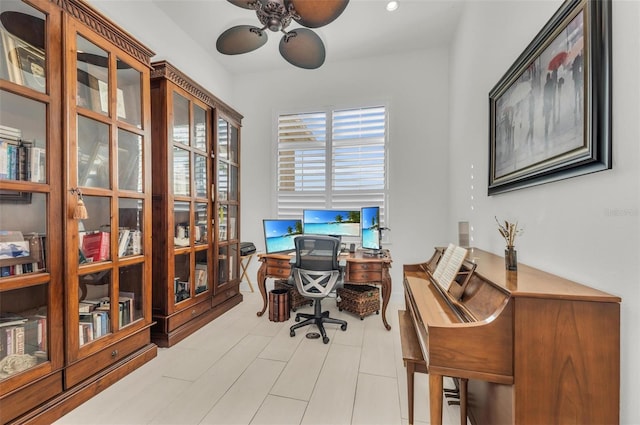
505, 247, 517, 271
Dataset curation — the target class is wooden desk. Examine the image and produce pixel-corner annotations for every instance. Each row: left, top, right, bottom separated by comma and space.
257, 250, 393, 330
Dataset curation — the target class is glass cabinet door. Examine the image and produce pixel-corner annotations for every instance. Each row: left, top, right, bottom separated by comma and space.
216, 116, 240, 287
68, 20, 150, 358
169, 92, 211, 308
0, 0, 63, 399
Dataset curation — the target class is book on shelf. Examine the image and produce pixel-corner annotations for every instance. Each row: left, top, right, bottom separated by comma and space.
117, 228, 130, 257
23, 315, 47, 352
1, 325, 26, 356
81, 231, 110, 262
0, 312, 28, 328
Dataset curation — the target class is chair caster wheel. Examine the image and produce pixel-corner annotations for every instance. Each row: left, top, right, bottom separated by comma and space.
290, 330, 295, 337
323, 337, 330, 344
295, 317, 300, 322
341, 324, 347, 331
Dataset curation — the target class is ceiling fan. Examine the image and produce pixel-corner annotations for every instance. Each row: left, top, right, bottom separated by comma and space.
216, 0, 349, 70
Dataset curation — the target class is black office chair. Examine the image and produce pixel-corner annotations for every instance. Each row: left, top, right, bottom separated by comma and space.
289, 235, 348, 344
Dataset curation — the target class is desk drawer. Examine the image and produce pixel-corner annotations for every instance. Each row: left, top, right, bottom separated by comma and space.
266, 265, 291, 278
348, 262, 382, 283
266, 258, 291, 268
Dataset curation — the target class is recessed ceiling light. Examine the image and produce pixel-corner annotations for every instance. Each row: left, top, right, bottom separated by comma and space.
386, 1, 399, 12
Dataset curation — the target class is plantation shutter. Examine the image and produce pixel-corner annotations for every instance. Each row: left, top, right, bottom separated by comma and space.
276, 105, 387, 224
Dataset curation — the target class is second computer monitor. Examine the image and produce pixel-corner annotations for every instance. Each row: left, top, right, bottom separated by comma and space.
361, 206, 381, 252
302, 209, 360, 237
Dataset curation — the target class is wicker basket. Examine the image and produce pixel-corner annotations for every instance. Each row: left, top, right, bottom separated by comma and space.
337, 284, 380, 319
275, 279, 313, 311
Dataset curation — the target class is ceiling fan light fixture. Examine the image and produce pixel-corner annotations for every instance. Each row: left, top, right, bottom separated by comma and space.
217, 0, 349, 69
386, 1, 399, 12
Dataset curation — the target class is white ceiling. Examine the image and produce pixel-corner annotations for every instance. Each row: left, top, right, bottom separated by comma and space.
151, 0, 465, 75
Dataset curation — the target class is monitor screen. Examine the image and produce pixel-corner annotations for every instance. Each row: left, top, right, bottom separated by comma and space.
263, 219, 303, 254
361, 206, 381, 251
302, 209, 360, 237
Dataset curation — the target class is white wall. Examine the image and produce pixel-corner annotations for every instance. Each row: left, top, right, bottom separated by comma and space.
232, 49, 452, 291
448, 1, 640, 423
87, 0, 235, 104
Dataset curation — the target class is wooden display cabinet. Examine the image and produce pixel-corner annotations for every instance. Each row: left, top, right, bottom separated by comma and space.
214, 111, 243, 311
150, 61, 243, 347
1, 0, 156, 423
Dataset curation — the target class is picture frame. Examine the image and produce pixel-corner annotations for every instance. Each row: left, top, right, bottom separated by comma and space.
488, 0, 611, 195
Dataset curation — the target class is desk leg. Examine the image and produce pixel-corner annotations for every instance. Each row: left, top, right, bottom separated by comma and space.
429, 373, 444, 425
381, 267, 392, 330
256, 260, 268, 317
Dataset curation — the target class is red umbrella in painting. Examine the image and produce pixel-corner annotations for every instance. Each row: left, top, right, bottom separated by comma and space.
548, 51, 568, 70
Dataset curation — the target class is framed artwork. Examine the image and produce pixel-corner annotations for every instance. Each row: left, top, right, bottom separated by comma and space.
488, 0, 611, 195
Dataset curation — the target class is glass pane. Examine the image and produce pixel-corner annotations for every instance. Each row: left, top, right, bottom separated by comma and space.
76, 36, 109, 115
194, 105, 207, 151
228, 205, 238, 240
229, 124, 238, 163
118, 198, 143, 257
229, 165, 238, 201
0, 2, 46, 92
218, 161, 228, 201
79, 196, 111, 263
118, 129, 142, 192
174, 201, 190, 247
218, 204, 227, 241
0, 90, 46, 183
195, 250, 208, 294
78, 116, 110, 188
217, 246, 228, 285
173, 147, 190, 196
194, 203, 207, 246
116, 57, 141, 128
119, 263, 143, 326
174, 252, 191, 303
230, 243, 239, 280
172, 93, 189, 145
78, 270, 111, 346
218, 118, 228, 160
0, 285, 49, 380
0, 191, 47, 275
194, 153, 207, 198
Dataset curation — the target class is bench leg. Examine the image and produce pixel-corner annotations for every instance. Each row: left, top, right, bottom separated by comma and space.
429, 373, 443, 425
406, 362, 416, 425
460, 378, 468, 425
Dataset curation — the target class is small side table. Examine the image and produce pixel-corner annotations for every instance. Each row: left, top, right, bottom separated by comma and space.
240, 253, 255, 292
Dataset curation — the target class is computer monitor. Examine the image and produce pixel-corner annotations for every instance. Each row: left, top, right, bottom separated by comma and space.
262, 219, 303, 254
361, 206, 381, 252
302, 209, 360, 237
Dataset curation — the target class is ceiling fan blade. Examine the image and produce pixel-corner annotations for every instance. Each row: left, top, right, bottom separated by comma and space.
226, 0, 256, 10
279, 28, 325, 69
0, 11, 45, 50
216, 25, 268, 55
288, 0, 349, 28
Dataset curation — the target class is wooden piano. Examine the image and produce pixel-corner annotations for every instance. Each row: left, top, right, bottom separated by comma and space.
402, 247, 620, 425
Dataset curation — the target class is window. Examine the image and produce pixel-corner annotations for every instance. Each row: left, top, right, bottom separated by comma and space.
276, 105, 387, 228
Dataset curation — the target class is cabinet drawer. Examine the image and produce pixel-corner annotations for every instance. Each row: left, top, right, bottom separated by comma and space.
167, 298, 211, 332
266, 265, 291, 278
349, 262, 382, 272
65, 329, 150, 388
212, 284, 239, 306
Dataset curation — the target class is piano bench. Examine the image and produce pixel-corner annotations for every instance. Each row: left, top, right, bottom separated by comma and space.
398, 310, 428, 425
398, 310, 468, 425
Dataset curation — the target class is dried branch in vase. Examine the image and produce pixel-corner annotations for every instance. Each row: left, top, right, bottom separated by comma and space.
495, 216, 524, 248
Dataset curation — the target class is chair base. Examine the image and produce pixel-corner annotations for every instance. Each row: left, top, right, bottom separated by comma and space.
290, 299, 347, 344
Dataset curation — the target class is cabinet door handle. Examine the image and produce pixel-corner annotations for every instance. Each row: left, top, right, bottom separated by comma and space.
111, 349, 118, 358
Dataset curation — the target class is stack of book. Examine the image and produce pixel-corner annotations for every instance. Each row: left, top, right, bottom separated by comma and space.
0, 125, 45, 183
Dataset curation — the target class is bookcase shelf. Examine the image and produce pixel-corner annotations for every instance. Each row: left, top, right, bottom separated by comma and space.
150, 61, 243, 348
0, 1, 156, 423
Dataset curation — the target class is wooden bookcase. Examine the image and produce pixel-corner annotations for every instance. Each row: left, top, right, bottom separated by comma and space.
150, 61, 243, 347
0, 0, 156, 423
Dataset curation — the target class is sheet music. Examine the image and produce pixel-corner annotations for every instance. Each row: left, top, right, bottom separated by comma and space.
432, 244, 467, 290
432, 243, 455, 284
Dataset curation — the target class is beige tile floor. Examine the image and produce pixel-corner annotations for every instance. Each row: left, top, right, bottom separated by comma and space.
54, 275, 466, 425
